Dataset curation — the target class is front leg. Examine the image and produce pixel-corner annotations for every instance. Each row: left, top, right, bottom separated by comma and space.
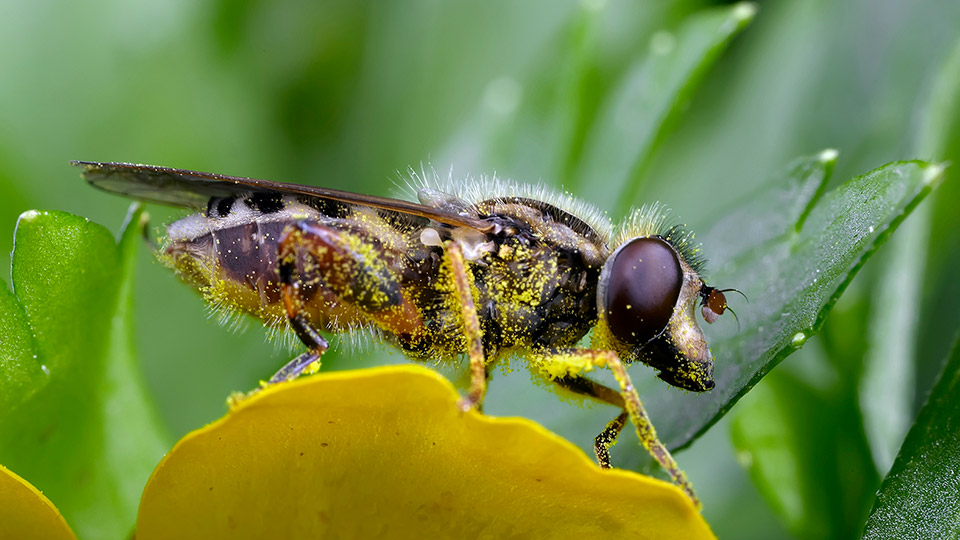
536, 349, 700, 509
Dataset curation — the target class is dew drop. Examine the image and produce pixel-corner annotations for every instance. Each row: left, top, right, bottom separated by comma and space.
791, 331, 807, 348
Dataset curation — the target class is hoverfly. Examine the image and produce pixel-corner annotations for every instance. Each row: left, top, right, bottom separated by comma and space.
75, 160, 736, 508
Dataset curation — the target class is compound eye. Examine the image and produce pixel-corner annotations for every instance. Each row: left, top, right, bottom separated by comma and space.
602, 237, 683, 346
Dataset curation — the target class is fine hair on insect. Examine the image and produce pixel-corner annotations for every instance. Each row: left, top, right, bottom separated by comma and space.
76, 160, 740, 509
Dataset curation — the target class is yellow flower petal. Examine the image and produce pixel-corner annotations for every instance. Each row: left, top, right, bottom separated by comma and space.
139, 365, 714, 539
0, 464, 77, 540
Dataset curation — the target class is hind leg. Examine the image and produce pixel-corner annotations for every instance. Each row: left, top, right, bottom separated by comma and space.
259, 222, 336, 384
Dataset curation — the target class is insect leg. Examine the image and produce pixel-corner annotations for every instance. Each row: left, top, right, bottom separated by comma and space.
444, 241, 487, 412
552, 375, 627, 468
604, 350, 699, 508
265, 222, 334, 383
595, 412, 629, 469
267, 350, 325, 384
536, 349, 699, 508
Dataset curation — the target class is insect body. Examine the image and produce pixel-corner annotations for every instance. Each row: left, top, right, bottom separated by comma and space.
75, 161, 733, 508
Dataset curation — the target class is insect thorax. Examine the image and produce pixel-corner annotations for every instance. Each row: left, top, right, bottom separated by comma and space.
467, 198, 607, 356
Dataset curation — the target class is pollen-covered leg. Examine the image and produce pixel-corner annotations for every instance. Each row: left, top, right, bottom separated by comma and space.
604, 351, 700, 509
264, 222, 337, 385
267, 293, 329, 384
551, 374, 628, 468
535, 348, 700, 509
444, 241, 487, 412
267, 350, 325, 384
595, 412, 628, 469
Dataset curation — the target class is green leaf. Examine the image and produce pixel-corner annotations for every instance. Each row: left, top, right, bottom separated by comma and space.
859, 216, 926, 474
861, 335, 960, 538
629, 157, 945, 456
0, 276, 42, 416
703, 149, 836, 271
0, 206, 168, 540
574, 3, 756, 215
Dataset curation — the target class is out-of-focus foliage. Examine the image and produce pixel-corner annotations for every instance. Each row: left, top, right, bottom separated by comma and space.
1, 1, 958, 538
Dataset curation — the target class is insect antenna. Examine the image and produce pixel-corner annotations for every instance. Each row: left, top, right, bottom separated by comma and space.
726, 305, 741, 331
717, 288, 746, 330
719, 287, 748, 302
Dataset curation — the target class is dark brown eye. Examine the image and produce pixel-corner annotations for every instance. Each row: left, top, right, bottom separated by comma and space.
602, 237, 682, 346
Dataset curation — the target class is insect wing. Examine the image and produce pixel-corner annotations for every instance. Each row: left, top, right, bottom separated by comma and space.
73, 161, 494, 231
74, 161, 245, 207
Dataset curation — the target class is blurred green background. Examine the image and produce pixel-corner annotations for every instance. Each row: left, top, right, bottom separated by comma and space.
2, 0, 959, 537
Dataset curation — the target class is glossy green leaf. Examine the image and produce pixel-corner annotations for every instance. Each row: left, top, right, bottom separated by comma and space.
859, 216, 925, 473
862, 336, 960, 538
628, 157, 945, 456
0, 276, 42, 416
0, 207, 168, 540
574, 3, 756, 215
700, 150, 836, 271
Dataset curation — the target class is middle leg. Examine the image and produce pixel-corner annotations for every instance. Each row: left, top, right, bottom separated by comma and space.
443, 241, 487, 412
554, 375, 628, 468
